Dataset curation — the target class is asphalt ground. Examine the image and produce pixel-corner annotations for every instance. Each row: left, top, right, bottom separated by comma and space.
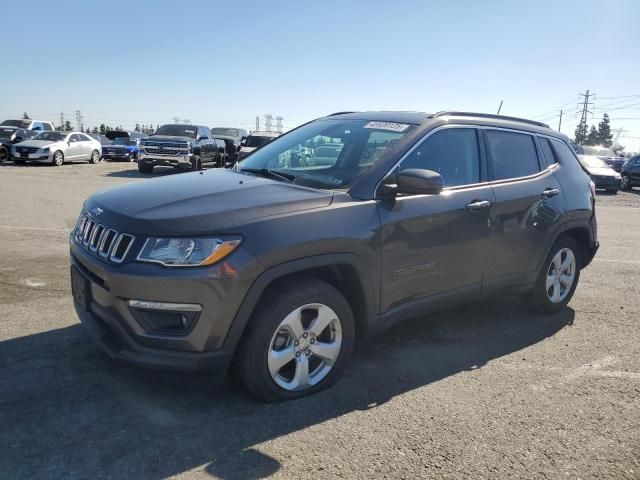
0, 160, 638, 479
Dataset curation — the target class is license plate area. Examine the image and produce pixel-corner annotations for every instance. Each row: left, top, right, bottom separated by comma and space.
71, 266, 91, 310
20, 152, 28, 158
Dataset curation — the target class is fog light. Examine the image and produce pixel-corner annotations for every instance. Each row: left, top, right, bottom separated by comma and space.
127, 300, 202, 335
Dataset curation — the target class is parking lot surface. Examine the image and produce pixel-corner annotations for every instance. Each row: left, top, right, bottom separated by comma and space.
0, 161, 638, 479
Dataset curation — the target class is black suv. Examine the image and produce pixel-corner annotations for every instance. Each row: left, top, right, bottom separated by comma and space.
621, 155, 640, 190
70, 111, 598, 401
138, 124, 219, 174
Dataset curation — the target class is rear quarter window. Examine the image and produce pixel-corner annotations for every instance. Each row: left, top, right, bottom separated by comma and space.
485, 130, 540, 180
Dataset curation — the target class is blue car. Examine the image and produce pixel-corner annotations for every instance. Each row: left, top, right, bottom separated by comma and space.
102, 131, 146, 162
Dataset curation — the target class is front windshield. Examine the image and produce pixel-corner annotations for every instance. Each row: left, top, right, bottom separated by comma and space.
113, 138, 136, 146
211, 128, 240, 137
0, 128, 16, 139
245, 135, 275, 148
33, 131, 66, 142
155, 125, 197, 138
237, 119, 416, 189
580, 145, 615, 157
1, 119, 29, 128
579, 155, 610, 169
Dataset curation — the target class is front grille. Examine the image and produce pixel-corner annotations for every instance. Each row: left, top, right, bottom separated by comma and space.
142, 141, 189, 149
16, 146, 38, 153
74, 213, 135, 264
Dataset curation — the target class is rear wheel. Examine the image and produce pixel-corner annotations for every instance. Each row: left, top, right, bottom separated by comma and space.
524, 235, 581, 314
89, 150, 100, 164
52, 150, 64, 166
138, 162, 154, 174
237, 278, 355, 402
621, 174, 631, 190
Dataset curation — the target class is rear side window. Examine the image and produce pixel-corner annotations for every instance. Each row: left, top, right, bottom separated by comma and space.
485, 130, 540, 180
538, 137, 557, 167
549, 138, 580, 165
400, 128, 480, 187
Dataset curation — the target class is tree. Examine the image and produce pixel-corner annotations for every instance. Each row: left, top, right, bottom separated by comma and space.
91, 126, 99, 134
574, 122, 588, 145
585, 125, 599, 146
22, 112, 30, 119
597, 113, 613, 147
99, 124, 106, 134
64, 120, 73, 132
134, 123, 141, 132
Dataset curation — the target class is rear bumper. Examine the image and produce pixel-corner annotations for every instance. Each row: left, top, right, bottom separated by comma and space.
592, 176, 620, 190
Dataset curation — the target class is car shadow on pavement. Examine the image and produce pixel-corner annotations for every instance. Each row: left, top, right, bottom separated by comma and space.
0, 295, 574, 479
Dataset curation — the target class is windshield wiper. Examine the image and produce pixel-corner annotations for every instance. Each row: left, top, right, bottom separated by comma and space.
238, 168, 296, 183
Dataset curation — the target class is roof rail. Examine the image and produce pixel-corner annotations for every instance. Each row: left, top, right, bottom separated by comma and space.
327, 111, 357, 116
433, 111, 549, 128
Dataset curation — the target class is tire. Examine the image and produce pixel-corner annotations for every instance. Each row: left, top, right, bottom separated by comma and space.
191, 156, 202, 171
523, 235, 581, 314
0, 147, 7, 162
129, 153, 136, 162
88, 150, 100, 164
621, 174, 631, 191
51, 151, 64, 166
236, 278, 355, 402
138, 161, 154, 174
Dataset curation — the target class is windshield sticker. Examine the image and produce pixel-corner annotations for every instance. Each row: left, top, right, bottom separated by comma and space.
363, 121, 410, 132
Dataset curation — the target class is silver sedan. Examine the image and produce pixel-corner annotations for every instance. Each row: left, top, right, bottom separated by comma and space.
11, 131, 102, 166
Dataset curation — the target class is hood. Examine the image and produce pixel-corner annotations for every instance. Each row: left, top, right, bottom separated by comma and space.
13, 139, 59, 148
587, 167, 618, 177
85, 170, 333, 236
144, 135, 194, 143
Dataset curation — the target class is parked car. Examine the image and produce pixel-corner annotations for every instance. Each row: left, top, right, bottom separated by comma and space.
0, 127, 38, 161
311, 143, 344, 166
70, 111, 598, 401
1, 119, 55, 132
620, 155, 640, 190
137, 124, 218, 174
575, 145, 626, 172
101, 131, 146, 162
209, 128, 248, 165
576, 153, 621, 193
237, 131, 280, 160
11, 131, 101, 166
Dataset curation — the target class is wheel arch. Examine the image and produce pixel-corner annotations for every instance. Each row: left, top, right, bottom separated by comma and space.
225, 254, 376, 346
543, 219, 596, 270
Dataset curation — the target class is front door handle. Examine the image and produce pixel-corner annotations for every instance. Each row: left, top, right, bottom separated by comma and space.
543, 188, 560, 198
465, 200, 491, 211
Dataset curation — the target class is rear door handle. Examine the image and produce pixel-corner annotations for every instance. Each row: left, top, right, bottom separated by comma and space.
542, 188, 560, 198
465, 200, 491, 211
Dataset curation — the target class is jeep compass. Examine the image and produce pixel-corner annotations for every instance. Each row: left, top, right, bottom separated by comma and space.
70, 111, 598, 401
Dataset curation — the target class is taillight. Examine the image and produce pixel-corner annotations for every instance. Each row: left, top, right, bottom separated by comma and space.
589, 179, 596, 198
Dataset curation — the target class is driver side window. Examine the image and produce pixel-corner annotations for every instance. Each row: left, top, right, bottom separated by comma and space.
400, 128, 480, 187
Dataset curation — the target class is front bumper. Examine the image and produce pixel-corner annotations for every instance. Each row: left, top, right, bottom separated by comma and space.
138, 151, 193, 167
592, 176, 621, 190
11, 151, 51, 162
69, 235, 260, 377
103, 152, 133, 161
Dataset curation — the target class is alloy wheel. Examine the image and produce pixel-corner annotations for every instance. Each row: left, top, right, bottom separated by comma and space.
546, 248, 576, 303
621, 175, 629, 189
267, 303, 342, 391
54, 152, 63, 166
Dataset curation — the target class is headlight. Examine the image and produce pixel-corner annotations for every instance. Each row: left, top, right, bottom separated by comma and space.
42, 147, 50, 154
137, 237, 241, 267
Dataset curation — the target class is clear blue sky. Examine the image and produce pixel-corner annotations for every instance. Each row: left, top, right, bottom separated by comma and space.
2, 0, 639, 149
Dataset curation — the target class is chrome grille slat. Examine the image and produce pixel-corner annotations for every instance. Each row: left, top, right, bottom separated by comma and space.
74, 213, 135, 264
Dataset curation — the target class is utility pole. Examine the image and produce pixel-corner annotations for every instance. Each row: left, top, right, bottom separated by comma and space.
75, 110, 83, 131
275, 116, 283, 134
558, 109, 563, 131
576, 90, 594, 143
59, 112, 64, 130
255, 115, 260, 132
497, 100, 503, 114
265, 114, 273, 133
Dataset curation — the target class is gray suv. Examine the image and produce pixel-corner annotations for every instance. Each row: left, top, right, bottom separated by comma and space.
70, 111, 599, 401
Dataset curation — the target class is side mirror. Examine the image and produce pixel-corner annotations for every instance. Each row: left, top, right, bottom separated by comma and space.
218, 146, 225, 154
378, 168, 443, 198
236, 145, 242, 153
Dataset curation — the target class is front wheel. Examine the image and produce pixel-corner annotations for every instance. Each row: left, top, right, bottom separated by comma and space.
191, 156, 202, 171
524, 235, 581, 314
52, 150, 64, 166
89, 150, 100, 164
621, 174, 631, 190
236, 278, 355, 402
